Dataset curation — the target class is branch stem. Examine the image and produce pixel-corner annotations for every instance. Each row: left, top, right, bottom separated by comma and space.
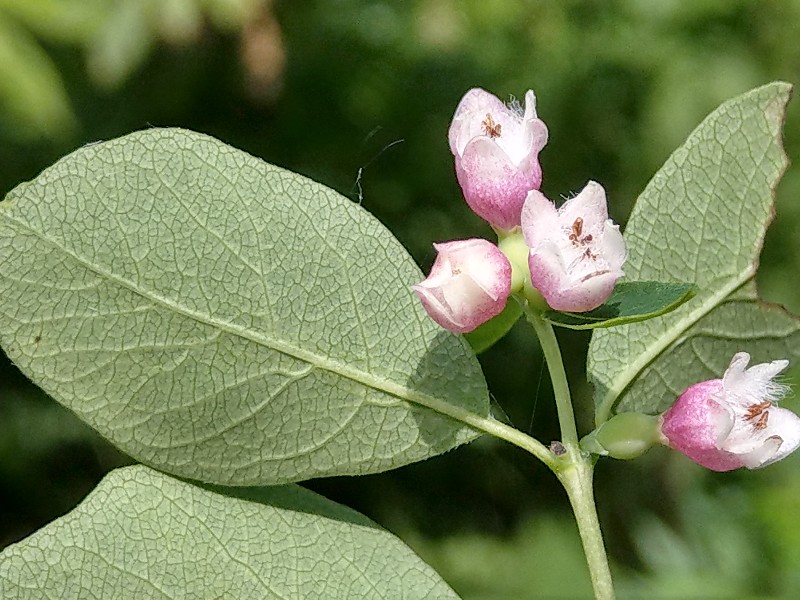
558, 454, 616, 600
455, 410, 556, 469
523, 308, 616, 599
525, 310, 579, 446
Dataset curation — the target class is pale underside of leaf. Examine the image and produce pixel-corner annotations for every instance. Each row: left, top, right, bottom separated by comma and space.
588, 82, 793, 422
0, 465, 461, 599
0, 128, 489, 485
617, 283, 800, 414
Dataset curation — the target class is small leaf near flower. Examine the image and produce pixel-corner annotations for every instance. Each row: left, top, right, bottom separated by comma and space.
541, 281, 696, 330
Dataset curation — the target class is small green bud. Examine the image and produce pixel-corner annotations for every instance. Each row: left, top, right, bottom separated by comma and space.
581, 413, 664, 460
497, 230, 529, 294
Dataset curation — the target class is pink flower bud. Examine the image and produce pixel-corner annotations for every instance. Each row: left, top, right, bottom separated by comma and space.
448, 88, 548, 231
661, 352, 800, 471
412, 239, 512, 334
521, 181, 626, 312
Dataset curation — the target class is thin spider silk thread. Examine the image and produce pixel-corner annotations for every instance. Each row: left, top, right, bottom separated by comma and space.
528, 352, 546, 435
351, 127, 405, 204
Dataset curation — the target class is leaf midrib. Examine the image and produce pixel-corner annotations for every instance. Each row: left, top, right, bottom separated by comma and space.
594, 86, 790, 423
2, 211, 486, 427
594, 266, 755, 424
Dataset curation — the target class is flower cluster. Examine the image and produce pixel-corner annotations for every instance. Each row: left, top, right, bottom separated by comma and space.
413, 88, 800, 472
414, 88, 627, 332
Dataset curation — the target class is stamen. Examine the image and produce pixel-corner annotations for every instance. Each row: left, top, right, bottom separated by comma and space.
567, 217, 596, 250
481, 113, 502, 138
755, 411, 769, 430
745, 400, 773, 430
569, 218, 583, 244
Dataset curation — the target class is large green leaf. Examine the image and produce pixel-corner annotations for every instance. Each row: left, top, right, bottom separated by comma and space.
589, 82, 796, 423
0, 128, 488, 485
0, 465, 460, 599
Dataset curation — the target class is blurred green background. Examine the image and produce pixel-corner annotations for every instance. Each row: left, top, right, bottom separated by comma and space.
3, 1, 800, 598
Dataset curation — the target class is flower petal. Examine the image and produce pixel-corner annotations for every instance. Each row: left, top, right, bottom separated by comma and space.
529, 245, 619, 312
559, 181, 609, 229
456, 138, 540, 230
723, 353, 790, 408
449, 88, 508, 156
520, 91, 549, 162
520, 190, 560, 248
750, 406, 800, 468
597, 221, 627, 272
522, 181, 625, 312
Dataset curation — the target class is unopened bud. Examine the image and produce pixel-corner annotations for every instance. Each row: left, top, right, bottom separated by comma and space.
497, 230, 529, 294
581, 413, 663, 460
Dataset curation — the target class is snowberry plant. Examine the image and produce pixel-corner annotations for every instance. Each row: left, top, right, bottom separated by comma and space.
0, 82, 799, 600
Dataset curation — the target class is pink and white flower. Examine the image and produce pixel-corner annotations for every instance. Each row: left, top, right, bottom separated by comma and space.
661, 352, 800, 471
448, 88, 548, 231
412, 239, 512, 334
520, 181, 626, 312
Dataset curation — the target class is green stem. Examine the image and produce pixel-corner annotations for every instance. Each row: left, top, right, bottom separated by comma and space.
525, 310, 579, 446
558, 454, 616, 600
524, 308, 615, 599
455, 410, 557, 469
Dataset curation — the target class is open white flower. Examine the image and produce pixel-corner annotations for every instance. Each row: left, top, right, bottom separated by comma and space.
448, 88, 548, 230
661, 352, 800, 471
521, 181, 626, 312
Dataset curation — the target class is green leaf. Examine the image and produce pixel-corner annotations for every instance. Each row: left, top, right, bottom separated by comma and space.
0, 128, 489, 486
588, 82, 796, 422
464, 298, 522, 353
0, 465, 461, 599
610, 282, 800, 417
542, 281, 696, 330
